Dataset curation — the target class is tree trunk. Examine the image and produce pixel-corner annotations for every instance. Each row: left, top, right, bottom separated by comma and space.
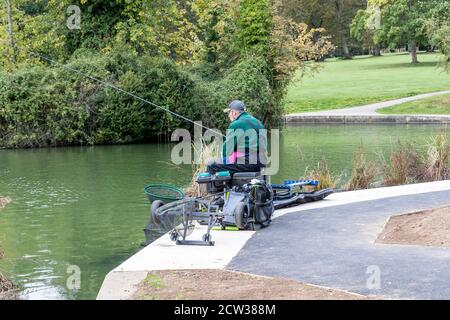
409, 40, 419, 63
372, 44, 381, 56
6, 0, 17, 64
334, 0, 352, 60
340, 31, 352, 59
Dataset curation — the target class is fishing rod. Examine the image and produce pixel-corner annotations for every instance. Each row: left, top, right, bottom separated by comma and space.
4, 42, 225, 138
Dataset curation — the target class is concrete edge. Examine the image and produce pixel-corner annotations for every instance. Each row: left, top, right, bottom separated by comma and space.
284, 115, 450, 124
97, 271, 148, 300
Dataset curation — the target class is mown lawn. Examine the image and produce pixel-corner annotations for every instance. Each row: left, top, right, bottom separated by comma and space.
378, 93, 450, 115
286, 52, 450, 114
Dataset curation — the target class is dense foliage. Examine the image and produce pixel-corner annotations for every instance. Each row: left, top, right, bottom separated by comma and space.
1, 0, 446, 148
0, 0, 337, 148
0, 50, 225, 147
351, 0, 450, 63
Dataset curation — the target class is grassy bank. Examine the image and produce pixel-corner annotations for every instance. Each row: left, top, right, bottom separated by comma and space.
378, 93, 450, 115
286, 53, 449, 114
308, 132, 450, 191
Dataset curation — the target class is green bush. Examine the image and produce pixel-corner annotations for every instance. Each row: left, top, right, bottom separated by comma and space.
0, 65, 94, 147
0, 49, 231, 148
0, 47, 286, 149
222, 57, 284, 128
95, 55, 204, 143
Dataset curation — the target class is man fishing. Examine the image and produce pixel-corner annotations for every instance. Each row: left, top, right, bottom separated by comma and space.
207, 100, 268, 175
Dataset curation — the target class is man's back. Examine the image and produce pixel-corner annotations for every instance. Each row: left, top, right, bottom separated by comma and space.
223, 112, 267, 165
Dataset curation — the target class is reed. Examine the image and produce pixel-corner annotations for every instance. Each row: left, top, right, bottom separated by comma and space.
382, 141, 421, 186
185, 139, 220, 197
421, 131, 450, 182
304, 158, 340, 190
345, 144, 376, 191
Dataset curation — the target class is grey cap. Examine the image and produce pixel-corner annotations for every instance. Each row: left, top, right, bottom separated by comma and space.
224, 100, 246, 113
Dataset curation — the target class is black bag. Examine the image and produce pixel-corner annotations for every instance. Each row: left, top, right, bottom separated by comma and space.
248, 180, 274, 228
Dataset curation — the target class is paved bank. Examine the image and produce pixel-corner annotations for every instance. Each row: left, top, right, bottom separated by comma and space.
97, 180, 450, 300
229, 190, 450, 299
286, 90, 450, 124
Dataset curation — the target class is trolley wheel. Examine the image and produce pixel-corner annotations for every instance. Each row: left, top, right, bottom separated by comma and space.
202, 233, 212, 242
234, 202, 248, 230
170, 231, 179, 242
151, 200, 165, 224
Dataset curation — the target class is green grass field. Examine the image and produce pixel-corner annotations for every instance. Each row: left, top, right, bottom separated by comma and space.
286, 52, 450, 114
378, 93, 450, 115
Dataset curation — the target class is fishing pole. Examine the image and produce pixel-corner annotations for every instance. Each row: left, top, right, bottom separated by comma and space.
4, 42, 225, 138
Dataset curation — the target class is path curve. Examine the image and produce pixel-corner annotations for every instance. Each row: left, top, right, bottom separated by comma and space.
288, 90, 450, 117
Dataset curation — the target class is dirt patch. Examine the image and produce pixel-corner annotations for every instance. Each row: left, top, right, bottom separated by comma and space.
0, 200, 17, 300
377, 206, 450, 247
0, 247, 16, 300
133, 269, 369, 300
0, 273, 16, 300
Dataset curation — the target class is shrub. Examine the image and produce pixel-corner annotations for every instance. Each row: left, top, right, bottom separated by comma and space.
185, 139, 220, 197
345, 144, 376, 191
0, 49, 229, 148
382, 141, 422, 186
221, 57, 279, 127
0, 65, 95, 148
421, 132, 450, 182
1, 239, 16, 299
95, 55, 204, 143
304, 158, 340, 190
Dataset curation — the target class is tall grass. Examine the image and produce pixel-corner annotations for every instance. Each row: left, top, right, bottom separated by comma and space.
0, 200, 17, 299
345, 144, 376, 191
304, 158, 340, 190
422, 132, 450, 182
382, 141, 421, 186
184, 139, 219, 197
0, 270, 16, 300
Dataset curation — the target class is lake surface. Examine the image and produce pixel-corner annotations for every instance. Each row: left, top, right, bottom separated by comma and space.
0, 124, 447, 299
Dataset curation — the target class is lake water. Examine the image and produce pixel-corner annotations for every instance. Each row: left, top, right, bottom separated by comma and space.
0, 124, 447, 299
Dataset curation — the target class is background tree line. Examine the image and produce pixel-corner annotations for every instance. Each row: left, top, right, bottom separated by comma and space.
0, 0, 448, 148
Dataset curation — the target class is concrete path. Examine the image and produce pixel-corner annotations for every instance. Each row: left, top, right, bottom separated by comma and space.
290, 90, 450, 116
97, 180, 450, 300
286, 90, 450, 124
228, 190, 450, 299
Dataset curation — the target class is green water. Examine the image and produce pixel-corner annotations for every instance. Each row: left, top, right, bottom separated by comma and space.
0, 124, 447, 299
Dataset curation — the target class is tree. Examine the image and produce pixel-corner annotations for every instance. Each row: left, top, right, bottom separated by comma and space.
236, 0, 273, 56
368, 0, 446, 63
424, 1, 450, 71
114, 0, 202, 64
5, 0, 17, 64
264, 1, 334, 126
192, 0, 240, 71
279, 0, 366, 59
351, 6, 383, 56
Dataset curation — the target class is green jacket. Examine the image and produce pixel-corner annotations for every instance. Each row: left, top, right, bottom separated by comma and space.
222, 112, 267, 165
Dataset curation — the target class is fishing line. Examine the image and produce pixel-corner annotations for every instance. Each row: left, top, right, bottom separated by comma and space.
3, 41, 225, 137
